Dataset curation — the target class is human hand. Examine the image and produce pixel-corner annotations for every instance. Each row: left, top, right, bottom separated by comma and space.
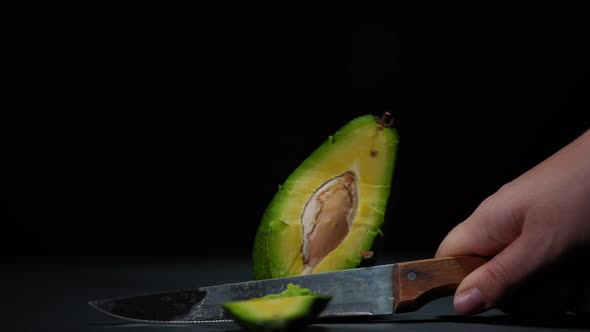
436, 130, 590, 316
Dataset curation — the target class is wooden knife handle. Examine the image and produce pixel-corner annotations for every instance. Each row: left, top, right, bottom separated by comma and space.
393, 256, 488, 313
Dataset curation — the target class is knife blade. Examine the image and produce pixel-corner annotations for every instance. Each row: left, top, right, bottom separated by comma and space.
89, 256, 486, 323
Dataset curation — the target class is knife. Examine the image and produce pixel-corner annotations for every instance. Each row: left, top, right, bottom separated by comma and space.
89, 256, 486, 323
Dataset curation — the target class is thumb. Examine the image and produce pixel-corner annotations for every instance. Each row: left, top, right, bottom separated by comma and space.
453, 234, 547, 315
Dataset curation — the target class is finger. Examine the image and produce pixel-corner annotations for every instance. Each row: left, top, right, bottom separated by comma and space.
435, 218, 506, 259
436, 195, 522, 259
453, 233, 550, 315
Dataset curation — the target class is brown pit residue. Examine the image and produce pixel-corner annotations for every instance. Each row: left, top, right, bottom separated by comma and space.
300, 171, 358, 274
360, 250, 374, 259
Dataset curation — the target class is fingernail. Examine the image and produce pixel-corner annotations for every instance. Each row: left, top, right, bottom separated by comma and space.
454, 288, 486, 315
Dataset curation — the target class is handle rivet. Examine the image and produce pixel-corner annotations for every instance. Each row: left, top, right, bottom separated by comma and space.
407, 272, 417, 280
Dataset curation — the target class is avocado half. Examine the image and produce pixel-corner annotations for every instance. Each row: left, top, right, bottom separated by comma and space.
223, 284, 331, 332
253, 113, 399, 279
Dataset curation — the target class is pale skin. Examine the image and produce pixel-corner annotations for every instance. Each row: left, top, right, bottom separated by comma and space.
436, 129, 590, 316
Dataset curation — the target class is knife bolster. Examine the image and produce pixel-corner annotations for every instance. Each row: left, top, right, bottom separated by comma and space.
393, 256, 487, 313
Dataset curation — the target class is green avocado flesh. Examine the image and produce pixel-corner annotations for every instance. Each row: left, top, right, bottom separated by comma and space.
259, 283, 316, 299
222, 284, 331, 332
253, 114, 399, 279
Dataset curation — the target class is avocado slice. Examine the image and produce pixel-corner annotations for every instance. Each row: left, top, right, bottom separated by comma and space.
223, 283, 331, 332
253, 113, 399, 279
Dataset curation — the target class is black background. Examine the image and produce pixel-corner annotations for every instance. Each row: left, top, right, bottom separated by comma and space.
2, 2, 590, 259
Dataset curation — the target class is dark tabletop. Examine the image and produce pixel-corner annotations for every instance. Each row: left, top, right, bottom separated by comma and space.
4, 254, 590, 332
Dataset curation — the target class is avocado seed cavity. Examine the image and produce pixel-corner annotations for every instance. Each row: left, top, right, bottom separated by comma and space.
301, 171, 358, 274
